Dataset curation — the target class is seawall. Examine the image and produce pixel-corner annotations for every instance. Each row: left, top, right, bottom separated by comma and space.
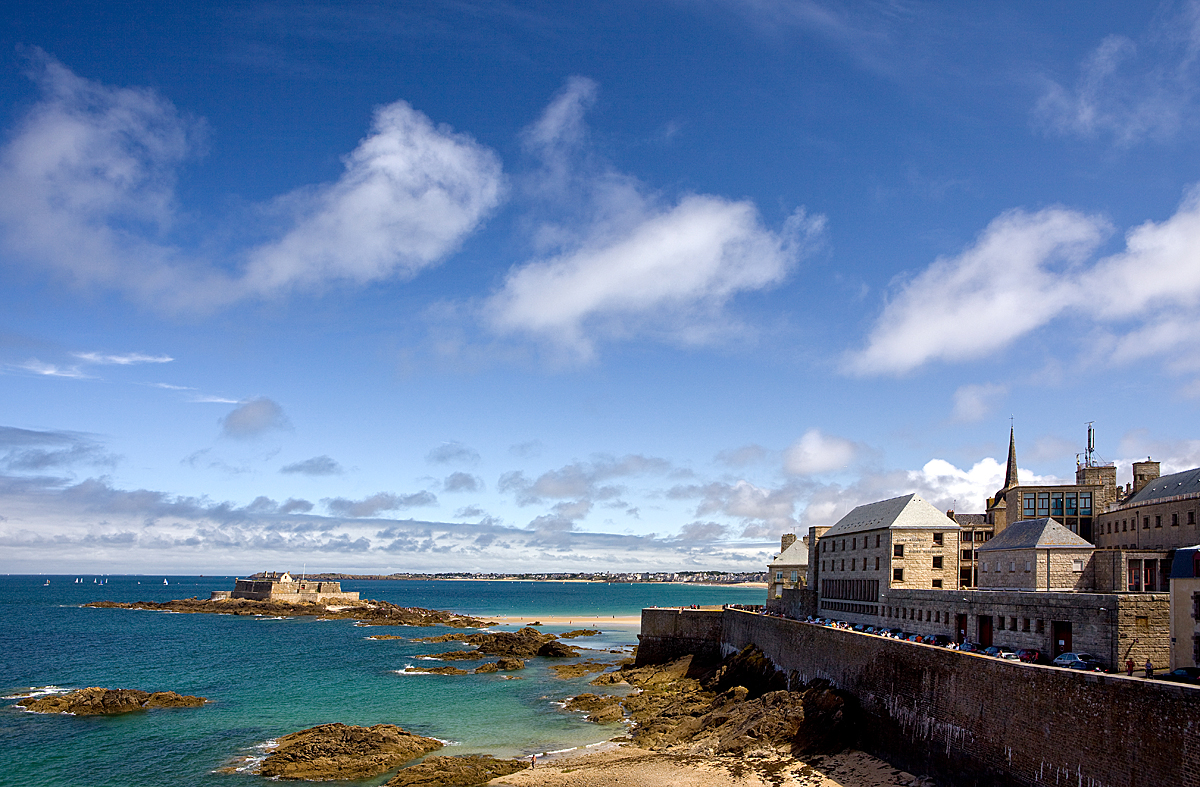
639, 607, 1200, 787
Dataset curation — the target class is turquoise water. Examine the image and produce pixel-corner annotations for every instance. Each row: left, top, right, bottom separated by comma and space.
1, 576, 764, 787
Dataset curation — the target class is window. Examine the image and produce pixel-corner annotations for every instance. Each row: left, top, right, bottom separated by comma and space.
1190, 511, 1196, 525
893, 568, 904, 582
1036, 619, 1045, 634
1080, 493, 1092, 516
1051, 491, 1064, 516
851, 559, 856, 571
932, 579, 943, 588
1025, 561, 1032, 572
982, 561, 989, 572
1072, 559, 1084, 572
998, 617, 1005, 630
1009, 561, 1016, 572
1010, 617, 1017, 630
874, 557, 880, 570
962, 549, 973, 561
1037, 492, 1050, 516
876, 534, 881, 548
1193, 592, 1200, 622
1066, 493, 1077, 516
1122, 520, 1127, 532
894, 544, 904, 558
976, 531, 986, 541
1024, 492, 1036, 517
933, 532, 943, 545
776, 571, 783, 580
1155, 516, 1162, 528
840, 559, 845, 571
821, 561, 826, 571
790, 571, 798, 582
841, 539, 846, 550
933, 556, 943, 569
1022, 618, 1030, 632
1144, 517, 1150, 529
852, 537, 856, 549
1173, 513, 1180, 526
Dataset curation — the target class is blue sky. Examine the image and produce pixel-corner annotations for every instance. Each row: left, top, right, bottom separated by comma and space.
3, 0, 1200, 574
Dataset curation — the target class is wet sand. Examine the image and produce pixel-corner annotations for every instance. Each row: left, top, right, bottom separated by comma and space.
491, 746, 931, 787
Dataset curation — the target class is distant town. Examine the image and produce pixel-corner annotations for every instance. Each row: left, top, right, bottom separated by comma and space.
249, 570, 766, 584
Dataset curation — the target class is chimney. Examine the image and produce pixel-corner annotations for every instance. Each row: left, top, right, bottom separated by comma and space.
781, 533, 797, 552
946, 508, 956, 520
1132, 459, 1160, 495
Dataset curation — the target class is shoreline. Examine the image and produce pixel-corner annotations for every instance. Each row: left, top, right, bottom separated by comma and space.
485, 614, 642, 627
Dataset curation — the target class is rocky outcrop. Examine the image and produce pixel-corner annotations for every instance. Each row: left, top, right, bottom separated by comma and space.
384, 754, 528, 786
535, 640, 580, 658
578, 646, 856, 756
565, 693, 624, 724
496, 658, 525, 670
85, 598, 491, 628
550, 660, 611, 679
16, 688, 206, 715
405, 666, 469, 675
473, 663, 499, 673
417, 627, 579, 661
367, 635, 407, 640
418, 650, 482, 661
259, 723, 442, 780
559, 629, 601, 639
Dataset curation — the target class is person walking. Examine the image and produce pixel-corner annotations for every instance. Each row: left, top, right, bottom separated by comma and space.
1125, 658, 1134, 676
1144, 658, 1154, 678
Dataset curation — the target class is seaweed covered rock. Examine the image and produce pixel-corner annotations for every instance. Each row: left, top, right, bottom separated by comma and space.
385, 754, 528, 786
259, 723, 442, 780
17, 688, 206, 715
85, 598, 491, 628
558, 629, 601, 639
565, 693, 624, 724
550, 660, 611, 679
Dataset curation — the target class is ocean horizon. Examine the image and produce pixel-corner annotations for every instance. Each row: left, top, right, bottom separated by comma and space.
1, 575, 765, 786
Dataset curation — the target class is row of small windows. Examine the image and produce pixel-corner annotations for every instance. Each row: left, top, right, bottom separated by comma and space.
885, 608, 1047, 634
774, 570, 799, 582
1101, 511, 1196, 536
821, 534, 949, 553
822, 556, 944, 572
978, 559, 1084, 573
1022, 491, 1092, 518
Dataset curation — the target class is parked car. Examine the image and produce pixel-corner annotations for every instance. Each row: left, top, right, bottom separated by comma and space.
1016, 648, 1048, 664
1159, 667, 1200, 685
958, 641, 981, 653
1053, 652, 1106, 671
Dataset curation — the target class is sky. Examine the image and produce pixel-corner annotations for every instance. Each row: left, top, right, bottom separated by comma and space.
3, 0, 1200, 575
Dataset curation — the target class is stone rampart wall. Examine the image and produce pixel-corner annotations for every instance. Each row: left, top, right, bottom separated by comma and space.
641, 607, 1200, 786
636, 608, 725, 664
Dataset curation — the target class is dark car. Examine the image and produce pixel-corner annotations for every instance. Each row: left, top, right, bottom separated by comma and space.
959, 641, 981, 653
1016, 648, 1047, 665
1054, 652, 1106, 671
982, 645, 1017, 659
1160, 667, 1200, 685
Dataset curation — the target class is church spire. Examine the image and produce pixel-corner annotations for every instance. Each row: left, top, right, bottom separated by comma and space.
1003, 424, 1018, 491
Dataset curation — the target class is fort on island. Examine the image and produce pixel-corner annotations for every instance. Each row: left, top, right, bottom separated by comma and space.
209, 572, 360, 603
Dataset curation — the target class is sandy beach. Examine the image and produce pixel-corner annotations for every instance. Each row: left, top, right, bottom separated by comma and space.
491, 746, 930, 787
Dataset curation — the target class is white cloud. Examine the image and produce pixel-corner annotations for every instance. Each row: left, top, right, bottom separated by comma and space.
12, 359, 90, 379
1034, 3, 1200, 146
220, 397, 290, 438
487, 77, 825, 359
850, 187, 1200, 376
783, 428, 858, 475
325, 491, 438, 517
951, 383, 1007, 423
74, 352, 173, 365
0, 53, 504, 310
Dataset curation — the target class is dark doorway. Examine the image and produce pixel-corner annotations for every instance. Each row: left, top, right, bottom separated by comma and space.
955, 614, 968, 643
1052, 621, 1072, 656
978, 615, 993, 647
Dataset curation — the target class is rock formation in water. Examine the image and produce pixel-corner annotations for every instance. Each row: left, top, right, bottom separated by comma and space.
85, 598, 491, 628
417, 627, 580, 661
16, 688, 206, 715
384, 754, 528, 786
259, 723, 443, 780
550, 659, 612, 679
565, 693, 624, 724
558, 629, 601, 639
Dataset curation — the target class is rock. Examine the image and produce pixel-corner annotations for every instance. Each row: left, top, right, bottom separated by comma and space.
259, 723, 442, 780
405, 666, 469, 676
385, 754, 528, 786
412, 633, 473, 643
536, 640, 580, 658
565, 693, 624, 724
17, 687, 207, 715
550, 660, 612, 679
85, 598, 492, 629
496, 658, 525, 671
471, 627, 557, 658
418, 650, 482, 661
368, 635, 407, 640
473, 663, 499, 673
559, 629, 601, 639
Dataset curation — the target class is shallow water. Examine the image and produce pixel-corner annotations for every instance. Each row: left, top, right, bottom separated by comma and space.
0, 575, 764, 786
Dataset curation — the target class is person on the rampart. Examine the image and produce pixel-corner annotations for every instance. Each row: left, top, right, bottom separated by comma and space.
1145, 658, 1154, 678
1126, 658, 1134, 676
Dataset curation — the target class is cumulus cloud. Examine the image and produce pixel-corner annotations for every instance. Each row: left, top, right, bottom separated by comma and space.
280, 498, 314, 514
280, 455, 343, 476
0, 53, 504, 310
951, 383, 1008, 423
499, 454, 671, 505
1034, 3, 1200, 145
486, 77, 826, 359
783, 429, 858, 475
426, 441, 481, 465
324, 491, 438, 518
850, 187, 1200, 376
677, 521, 729, 542
443, 472, 483, 493
528, 499, 593, 533
220, 397, 290, 439
669, 479, 802, 535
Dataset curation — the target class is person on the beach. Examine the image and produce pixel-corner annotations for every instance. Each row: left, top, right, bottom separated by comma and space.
530, 754, 536, 769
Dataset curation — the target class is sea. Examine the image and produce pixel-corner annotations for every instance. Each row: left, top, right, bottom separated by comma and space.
0, 575, 764, 787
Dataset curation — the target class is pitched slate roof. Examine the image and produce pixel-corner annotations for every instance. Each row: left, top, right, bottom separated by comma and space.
821, 494, 958, 539
769, 538, 809, 567
1126, 467, 1200, 505
977, 518, 1092, 551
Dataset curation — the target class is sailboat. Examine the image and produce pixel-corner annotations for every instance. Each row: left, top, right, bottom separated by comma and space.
163, 578, 169, 585
43, 580, 50, 586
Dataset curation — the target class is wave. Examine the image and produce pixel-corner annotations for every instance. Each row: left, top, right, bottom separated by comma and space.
214, 738, 279, 775
4, 685, 68, 700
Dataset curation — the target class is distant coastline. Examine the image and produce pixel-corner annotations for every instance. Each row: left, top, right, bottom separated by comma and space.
250, 571, 766, 587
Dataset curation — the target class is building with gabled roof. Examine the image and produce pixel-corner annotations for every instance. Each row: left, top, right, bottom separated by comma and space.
768, 533, 809, 600
976, 517, 1095, 592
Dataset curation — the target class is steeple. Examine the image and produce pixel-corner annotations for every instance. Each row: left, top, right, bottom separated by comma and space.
1003, 425, 1018, 492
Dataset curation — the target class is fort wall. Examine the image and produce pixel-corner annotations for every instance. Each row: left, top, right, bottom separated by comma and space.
638, 607, 1200, 786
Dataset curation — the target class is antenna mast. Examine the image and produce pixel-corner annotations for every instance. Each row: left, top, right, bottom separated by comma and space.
1085, 421, 1095, 468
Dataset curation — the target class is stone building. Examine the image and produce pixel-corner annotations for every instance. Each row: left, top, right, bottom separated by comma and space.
811, 494, 961, 624
1170, 545, 1200, 669
975, 518, 1094, 592
210, 571, 360, 603
768, 533, 809, 600
1095, 465, 1200, 552
951, 512, 992, 588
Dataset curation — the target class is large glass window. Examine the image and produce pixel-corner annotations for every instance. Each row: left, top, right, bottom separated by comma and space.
1037, 492, 1050, 516
1051, 491, 1064, 516
1066, 493, 1077, 516
1023, 493, 1036, 516
1080, 493, 1092, 516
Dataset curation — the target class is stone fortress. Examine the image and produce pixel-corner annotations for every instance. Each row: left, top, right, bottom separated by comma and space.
210, 572, 360, 603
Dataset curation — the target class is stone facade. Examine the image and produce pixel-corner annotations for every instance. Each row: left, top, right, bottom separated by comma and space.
977, 547, 1093, 591
1095, 493, 1200, 551
767, 533, 808, 600
211, 572, 361, 603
